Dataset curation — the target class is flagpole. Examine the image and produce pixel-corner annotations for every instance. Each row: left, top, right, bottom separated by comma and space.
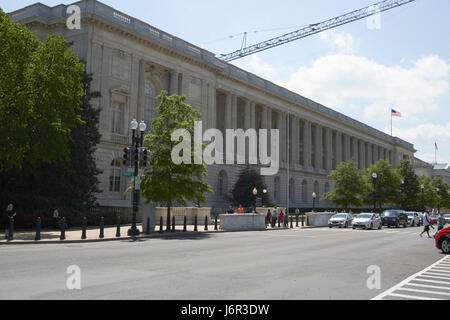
390, 108, 393, 136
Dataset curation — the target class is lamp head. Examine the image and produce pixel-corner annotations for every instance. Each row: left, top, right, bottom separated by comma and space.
372, 172, 378, 179
252, 188, 258, 196
312, 192, 317, 199
130, 119, 138, 130
139, 120, 147, 132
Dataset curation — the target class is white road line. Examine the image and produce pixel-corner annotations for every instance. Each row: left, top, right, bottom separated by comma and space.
405, 283, 450, 290
396, 287, 450, 297
372, 255, 450, 300
410, 278, 450, 285
386, 293, 443, 300
423, 271, 450, 277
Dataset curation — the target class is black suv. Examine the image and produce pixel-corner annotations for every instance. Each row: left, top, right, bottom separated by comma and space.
381, 210, 408, 228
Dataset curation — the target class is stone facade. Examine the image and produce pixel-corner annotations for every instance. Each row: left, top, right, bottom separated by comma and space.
10, 0, 416, 214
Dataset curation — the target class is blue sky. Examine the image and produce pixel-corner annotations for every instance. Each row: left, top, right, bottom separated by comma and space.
4, 0, 450, 164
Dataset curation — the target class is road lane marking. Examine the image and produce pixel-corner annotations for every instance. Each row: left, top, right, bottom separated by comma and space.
372, 255, 450, 300
411, 278, 450, 285
386, 293, 443, 300
405, 283, 450, 290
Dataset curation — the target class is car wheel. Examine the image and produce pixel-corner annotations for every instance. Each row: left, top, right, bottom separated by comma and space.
344, 222, 348, 228
352, 227, 355, 230
404, 222, 408, 228
441, 239, 450, 254
378, 223, 382, 230
329, 226, 332, 228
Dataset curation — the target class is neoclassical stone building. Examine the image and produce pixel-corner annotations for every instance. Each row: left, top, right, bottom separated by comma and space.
11, 0, 416, 214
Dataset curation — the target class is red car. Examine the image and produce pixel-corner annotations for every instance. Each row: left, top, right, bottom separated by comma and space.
430, 214, 439, 225
435, 226, 450, 254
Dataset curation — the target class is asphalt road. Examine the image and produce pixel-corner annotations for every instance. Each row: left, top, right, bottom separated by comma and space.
0, 226, 444, 300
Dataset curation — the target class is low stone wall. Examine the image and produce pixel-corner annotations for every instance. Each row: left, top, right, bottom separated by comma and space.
255, 207, 287, 215
219, 214, 266, 231
156, 207, 211, 225
306, 212, 336, 227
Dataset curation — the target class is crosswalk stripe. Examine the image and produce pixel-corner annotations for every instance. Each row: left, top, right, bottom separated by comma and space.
416, 274, 450, 280
405, 283, 450, 290
410, 278, 450, 285
423, 271, 450, 277
386, 293, 442, 300
395, 287, 450, 297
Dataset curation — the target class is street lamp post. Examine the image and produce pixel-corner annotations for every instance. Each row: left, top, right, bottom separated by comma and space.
262, 188, 267, 207
128, 119, 146, 237
372, 172, 378, 212
421, 184, 425, 214
312, 192, 317, 212
252, 187, 258, 212
400, 179, 405, 210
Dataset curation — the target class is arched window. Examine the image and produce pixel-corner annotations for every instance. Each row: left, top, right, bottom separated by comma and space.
324, 182, 330, 194
302, 180, 308, 203
144, 78, 157, 129
109, 158, 122, 192
217, 170, 228, 196
274, 176, 281, 203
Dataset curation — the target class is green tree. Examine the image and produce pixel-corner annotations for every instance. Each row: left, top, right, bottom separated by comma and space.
417, 175, 438, 210
0, 69, 102, 214
0, 10, 84, 172
364, 160, 402, 209
140, 92, 213, 228
432, 176, 450, 211
396, 159, 420, 210
323, 160, 365, 210
231, 167, 269, 208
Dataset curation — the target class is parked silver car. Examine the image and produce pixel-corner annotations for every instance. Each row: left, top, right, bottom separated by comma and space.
352, 213, 382, 230
328, 213, 353, 228
406, 212, 420, 227
444, 214, 450, 224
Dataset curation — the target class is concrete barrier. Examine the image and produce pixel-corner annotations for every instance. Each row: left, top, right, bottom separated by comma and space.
305, 212, 336, 227
219, 214, 266, 231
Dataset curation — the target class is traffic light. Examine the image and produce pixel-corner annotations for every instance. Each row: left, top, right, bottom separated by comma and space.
140, 149, 148, 167
123, 147, 130, 166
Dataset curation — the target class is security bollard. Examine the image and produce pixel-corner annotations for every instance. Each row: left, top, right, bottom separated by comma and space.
166, 215, 171, 232
35, 217, 41, 241
81, 217, 87, 239
145, 216, 150, 235
214, 215, 218, 231
183, 216, 187, 232
172, 216, 175, 232
116, 215, 121, 237
307, 215, 310, 226
194, 216, 198, 232
296, 215, 299, 227
301, 215, 305, 227
290, 216, 293, 229
99, 216, 104, 239
159, 216, 163, 233
60, 217, 66, 240
204, 216, 208, 231
8, 217, 14, 241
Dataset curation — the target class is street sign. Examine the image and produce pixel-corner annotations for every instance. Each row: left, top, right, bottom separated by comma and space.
123, 172, 134, 178
135, 175, 141, 190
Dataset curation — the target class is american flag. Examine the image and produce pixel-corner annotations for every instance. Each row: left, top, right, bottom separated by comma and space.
391, 109, 402, 117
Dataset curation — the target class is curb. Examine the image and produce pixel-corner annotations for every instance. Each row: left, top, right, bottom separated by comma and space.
0, 226, 321, 245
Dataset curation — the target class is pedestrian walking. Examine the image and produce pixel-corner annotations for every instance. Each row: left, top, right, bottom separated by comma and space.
271, 207, 278, 227
4, 204, 16, 239
420, 209, 434, 238
279, 210, 284, 226
266, 209, 271, 226
434, 212, 445, 238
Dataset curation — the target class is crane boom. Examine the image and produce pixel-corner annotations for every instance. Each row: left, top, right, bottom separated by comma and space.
218, 0, 415, 62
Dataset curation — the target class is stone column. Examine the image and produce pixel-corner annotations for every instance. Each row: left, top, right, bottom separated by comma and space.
208, 85, 216, 129
326, 128, 332, 171
225, 92, 232, 130
293, 117, 299, 168
169, 70, 178, 95
231, 95, 237, 129
373, 145, 378, 163
304, 120, 312, 169
359, 140, 366, 169
316, 124, 323, 170
344, 134, 350, 162
266, 107, 272, 156
336, 132, 342, 167
250, 102, 256, 130
244, 100, 251, 130
201, 80, 208, 129
137, 59, 146, 124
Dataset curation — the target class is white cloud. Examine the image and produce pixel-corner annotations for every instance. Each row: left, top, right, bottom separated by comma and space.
277, 54, 450, 122
319, 30, 355, 54
234, 54, 280, 79
389, 123, 450, 142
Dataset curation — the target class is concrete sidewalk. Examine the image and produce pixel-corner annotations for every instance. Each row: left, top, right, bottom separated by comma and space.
0, 220, 312, 244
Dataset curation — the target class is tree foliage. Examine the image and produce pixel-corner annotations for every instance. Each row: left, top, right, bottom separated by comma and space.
0, 69, 102, 214
418, 175, 439, 209
140, 92, 213, 223
0, 9, 84, 172
396, 159, 420, 209
323, 160, 364, 210
231, 166, 269, 208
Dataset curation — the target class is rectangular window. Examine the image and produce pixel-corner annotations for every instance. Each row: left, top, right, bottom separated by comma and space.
111, 100, 124, 134
109, 175, 121, 192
